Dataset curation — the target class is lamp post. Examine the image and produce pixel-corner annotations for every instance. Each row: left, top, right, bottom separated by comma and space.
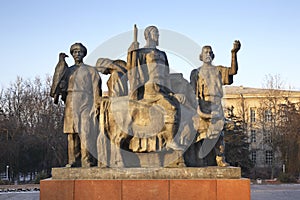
6, 165, 9, 180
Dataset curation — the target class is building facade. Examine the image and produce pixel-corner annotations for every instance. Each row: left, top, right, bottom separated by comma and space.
223, 86, 300, 177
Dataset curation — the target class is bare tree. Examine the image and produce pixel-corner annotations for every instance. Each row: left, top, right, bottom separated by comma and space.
0, 75, 67, 181
257, 73, 300, 179
277, 99, 300, 177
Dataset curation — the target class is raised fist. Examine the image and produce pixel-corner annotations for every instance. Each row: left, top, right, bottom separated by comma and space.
231, 40, 241, 53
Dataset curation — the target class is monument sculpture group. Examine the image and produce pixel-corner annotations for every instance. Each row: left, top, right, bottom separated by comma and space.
50, 25, 241, 169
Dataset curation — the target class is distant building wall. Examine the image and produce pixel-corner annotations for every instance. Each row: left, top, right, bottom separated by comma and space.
223, 86, 300, 174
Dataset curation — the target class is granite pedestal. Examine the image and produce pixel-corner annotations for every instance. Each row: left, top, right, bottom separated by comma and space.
40, 167, 250, 200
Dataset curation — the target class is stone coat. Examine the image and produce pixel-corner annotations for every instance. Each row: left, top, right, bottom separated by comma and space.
63, 64, 101, 135
190, 65, 232, 140
127, 48, 171, 97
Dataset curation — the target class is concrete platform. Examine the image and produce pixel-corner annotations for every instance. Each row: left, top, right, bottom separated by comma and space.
51, 166, 241, 179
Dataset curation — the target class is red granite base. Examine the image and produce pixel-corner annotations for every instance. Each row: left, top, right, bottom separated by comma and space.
40, 178, 250, 200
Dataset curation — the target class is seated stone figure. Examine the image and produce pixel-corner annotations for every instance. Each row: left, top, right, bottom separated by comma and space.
126, 25, 183, 153
95, 55, 183, 167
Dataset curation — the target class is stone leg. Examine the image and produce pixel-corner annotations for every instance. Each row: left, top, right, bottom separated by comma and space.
147, 136, 156, 152
97, 132, 109, 168
80, 132, 97, 168
187, 141, 206, 167
140, 138, 148, 152
156, 95, 183, 151
66, 133, 81, 167
109, 133, 126, 168
214, 134, 229, 167
164, 124, 185, 151
129, 137, 140, 152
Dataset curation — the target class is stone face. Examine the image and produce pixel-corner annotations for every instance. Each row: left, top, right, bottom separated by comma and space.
51, 167, 241, 180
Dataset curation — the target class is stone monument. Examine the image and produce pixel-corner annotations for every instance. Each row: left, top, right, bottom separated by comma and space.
189, 40, 241, 167
41, 25, 250, 200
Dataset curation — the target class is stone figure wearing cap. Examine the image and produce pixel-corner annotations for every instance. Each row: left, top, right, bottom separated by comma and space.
50, 43, 108, 167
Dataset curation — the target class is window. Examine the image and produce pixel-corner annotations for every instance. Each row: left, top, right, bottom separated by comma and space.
250, 108, 256, 122
265, 150, 273, 165
250, 130, 256, 143
264, 109, 272, 122
279, 104, 288, 122
251, 151, 257, 164
264, 131, 272, 143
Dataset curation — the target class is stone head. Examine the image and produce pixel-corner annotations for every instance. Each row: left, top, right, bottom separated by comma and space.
144, 26, 159, 46
70, 43, 87, 63
199, 45, 215, 63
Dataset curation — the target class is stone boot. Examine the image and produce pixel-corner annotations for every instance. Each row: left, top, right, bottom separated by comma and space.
216, 155, 229, 167
215, 144, 229, 167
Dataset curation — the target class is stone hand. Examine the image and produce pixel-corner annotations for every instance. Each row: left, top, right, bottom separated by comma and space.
231, 40, 241, 53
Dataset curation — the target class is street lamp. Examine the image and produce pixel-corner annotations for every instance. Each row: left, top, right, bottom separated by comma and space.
6, 165, 9, 180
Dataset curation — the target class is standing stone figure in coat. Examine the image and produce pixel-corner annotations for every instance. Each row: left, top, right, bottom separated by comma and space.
190, 40, 241, 167
51, 43, 107, 167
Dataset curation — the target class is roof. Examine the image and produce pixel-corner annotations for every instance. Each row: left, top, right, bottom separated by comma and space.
223, 86, 300, 98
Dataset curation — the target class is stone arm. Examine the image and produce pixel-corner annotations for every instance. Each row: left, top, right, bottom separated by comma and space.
228, 40, 241, 75
91, 68, 102, 116
97, 66, 109, 74
95, 58, 113, 74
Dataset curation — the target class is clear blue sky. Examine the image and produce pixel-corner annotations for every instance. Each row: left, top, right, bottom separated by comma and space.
1, 0, 300, 90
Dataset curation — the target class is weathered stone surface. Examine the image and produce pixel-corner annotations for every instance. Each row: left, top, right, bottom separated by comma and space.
50, 25, 243, 170
51, 167, 241, 180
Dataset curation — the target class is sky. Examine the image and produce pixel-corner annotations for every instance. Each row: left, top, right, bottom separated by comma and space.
1, 0, 300, 90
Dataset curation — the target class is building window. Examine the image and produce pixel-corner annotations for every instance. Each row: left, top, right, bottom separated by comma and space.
250, 108, 256, 122
251, 151, 257, 164
279, 104, 288, 122
264, 131, 272, 143
264, 109, 272, 122
265, 150, 273, 165
250, 130, 256, 143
